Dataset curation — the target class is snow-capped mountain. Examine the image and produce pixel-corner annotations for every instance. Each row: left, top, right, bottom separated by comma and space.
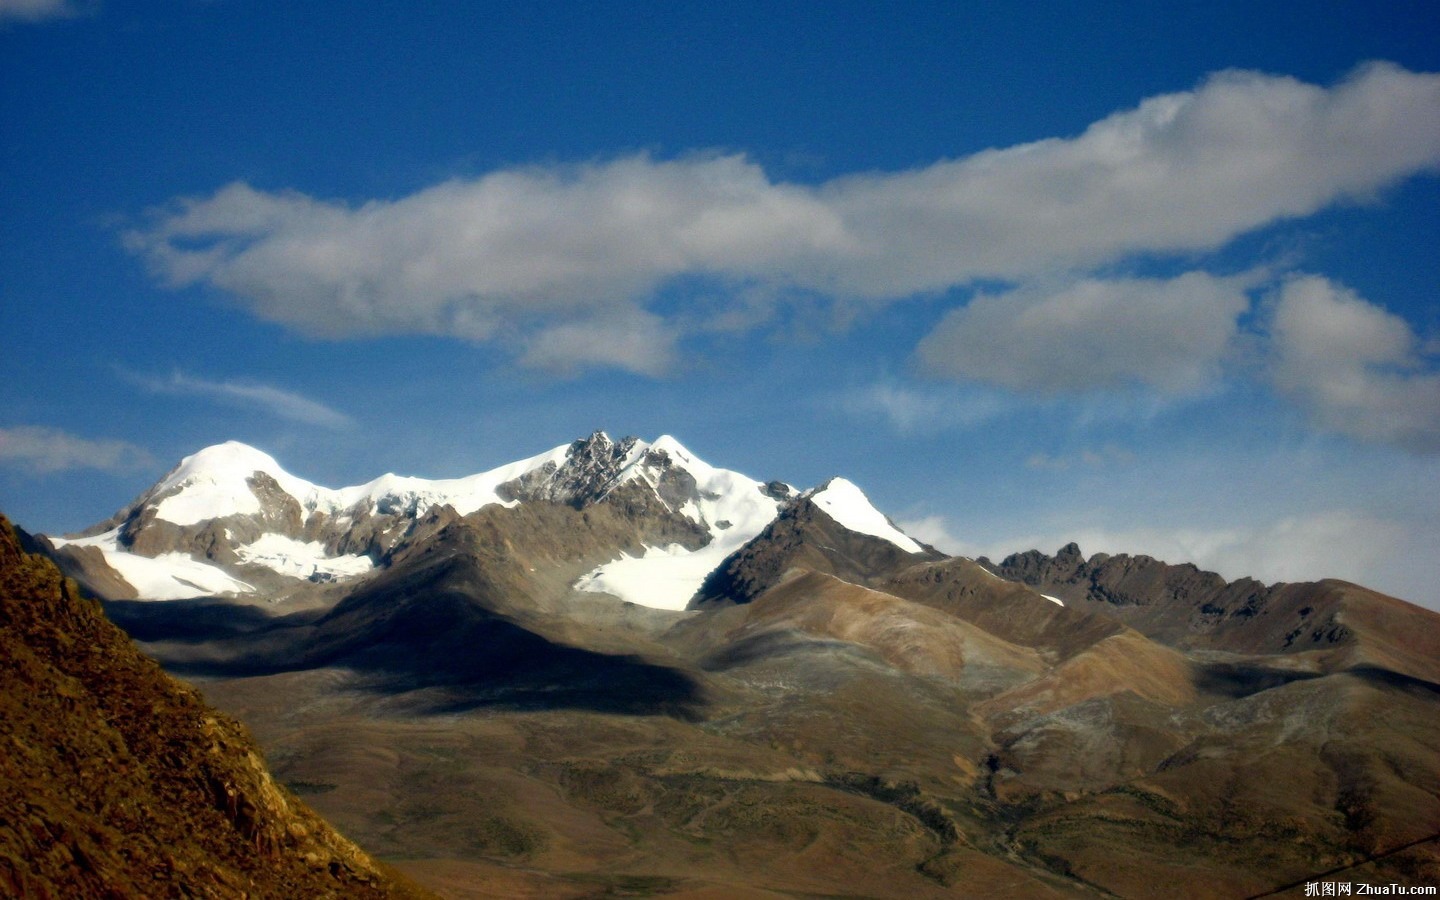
45, 432, 925, 609
26, 447, 1440, 900
49, 436, 577, 601
571, 435, 795, 610
803, 477, 925, 554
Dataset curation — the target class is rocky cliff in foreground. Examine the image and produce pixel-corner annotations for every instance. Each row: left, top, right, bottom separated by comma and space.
0, 513, 429, 899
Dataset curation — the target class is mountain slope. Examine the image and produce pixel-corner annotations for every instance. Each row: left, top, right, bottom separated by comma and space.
989, 543, 1440, 684
684, 567, 1046, 692
21, 434, 1440, 897
690, 480, 941, 609
162, 494, 1440, 896
0, 513, 427, 898
881, 556, 1126, 661
116, 499, 718, 718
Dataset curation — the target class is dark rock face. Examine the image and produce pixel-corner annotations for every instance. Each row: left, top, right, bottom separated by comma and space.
498, 432, 642, 507
0, 514, 426, 899
245, 472, 306, 532
593, 480, 711, 550
492, 435, 718, 551
993, 543, 1266, 619
986, 542, 1088, 590
690, 496, 939, 609
761, 481, 793, 501
643, 449, 702, 512
987, 543, 1439, 671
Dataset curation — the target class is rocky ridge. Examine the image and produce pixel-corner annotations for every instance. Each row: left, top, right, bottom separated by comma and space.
45, 432, 915, 613
43, 432, 807, 608
986, 542, 1440, 683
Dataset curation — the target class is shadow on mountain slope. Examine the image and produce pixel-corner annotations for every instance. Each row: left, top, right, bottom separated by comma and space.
1192, 660, 1325, 698
123, 566, 709, 720
105, 597, 320, 642
1344, 663, 1440, 696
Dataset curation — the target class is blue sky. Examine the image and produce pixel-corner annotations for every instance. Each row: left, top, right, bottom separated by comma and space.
3, 1, 1439, 607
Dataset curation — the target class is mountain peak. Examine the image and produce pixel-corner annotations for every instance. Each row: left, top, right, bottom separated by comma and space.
147, 441, 318, 529
161, 440, 284, 484
570, 430, 621, 453
806, 477, 924, 554
648, 434, 695, 461
51, 432, 806, 608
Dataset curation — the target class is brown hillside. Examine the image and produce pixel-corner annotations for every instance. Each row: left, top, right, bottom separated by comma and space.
727, 568, 1045, 687
0, 514, 430, 899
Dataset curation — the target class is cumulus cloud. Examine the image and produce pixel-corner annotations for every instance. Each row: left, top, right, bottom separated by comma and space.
0, 0, 83, 24
1269, 276, 1440, 452
517, 308, 679, 377
0, 426, 154, 474
127, 159, 844, 376
916, 273, 1251, 393
130, 371, 354, 429
126, 63, 1440, 373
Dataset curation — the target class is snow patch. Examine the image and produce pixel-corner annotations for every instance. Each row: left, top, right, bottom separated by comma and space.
235, 533, 374, 581
149, 439, 576, 526
576, 436, 789, 610
1041, 593, 1066, 607
806, 478, 924, 553
325, 438, 570, 516
50, 529, 254, 601
575, 544, 707, 611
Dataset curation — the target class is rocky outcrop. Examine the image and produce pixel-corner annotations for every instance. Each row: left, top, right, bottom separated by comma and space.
0, 514, 428, 898
690, 496, 939, 609
990, 543, 1282, 637
988, 544, 1440, 681
497, 431, 641, 507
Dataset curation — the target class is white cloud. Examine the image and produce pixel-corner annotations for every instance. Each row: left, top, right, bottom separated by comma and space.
126, 64, 1440, 373
126, 160, 844, 374
898, 515, 992, 560
901, 511, 1439, 611
0, 0, 82, 24
1269, 275, 1440, 452
130, 371, 354, 430
1025, 445, 1135, 471
517, 308, 678, 377
824, 62, 1440, 294
0, 426, 153, 474
836, 382, 1009, 434
915, 273, 1251, 393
